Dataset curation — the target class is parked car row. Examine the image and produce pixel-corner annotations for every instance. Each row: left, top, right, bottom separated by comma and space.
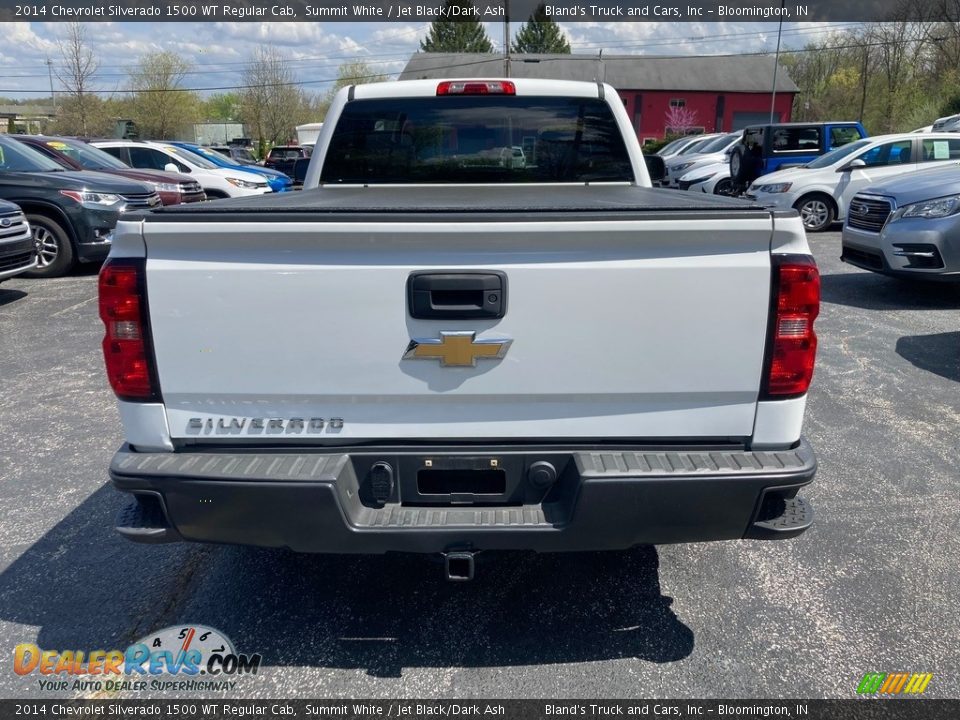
656, 122, 960, 282
0, 134, 305, 278
744, 133, 960, 231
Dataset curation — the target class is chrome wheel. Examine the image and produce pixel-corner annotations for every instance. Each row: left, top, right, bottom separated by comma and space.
799, 199, 830, 230
730, 154, 740, 177
33, 225, 59, 268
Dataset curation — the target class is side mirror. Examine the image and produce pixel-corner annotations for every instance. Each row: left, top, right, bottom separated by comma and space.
644, 155, 666, 183
840, 159, 866, 171
164, 162, 183, 173
292, 157, 310, 184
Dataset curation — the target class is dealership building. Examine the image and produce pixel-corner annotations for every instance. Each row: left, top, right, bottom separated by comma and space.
399, 54, 799, 143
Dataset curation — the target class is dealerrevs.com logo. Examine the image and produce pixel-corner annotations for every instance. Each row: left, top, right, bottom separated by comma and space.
856, 672, 933, 695
14, 625, 261, 693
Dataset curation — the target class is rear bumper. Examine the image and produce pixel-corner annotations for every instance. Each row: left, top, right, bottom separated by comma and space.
110, 439, 817, 553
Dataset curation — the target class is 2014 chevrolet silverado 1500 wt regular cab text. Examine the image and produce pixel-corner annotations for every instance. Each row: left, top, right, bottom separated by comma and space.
101, 79, 820, 580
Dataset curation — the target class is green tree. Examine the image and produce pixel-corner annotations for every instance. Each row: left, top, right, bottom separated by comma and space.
127, 51, 199, 139
325, 60, 387, 99
419, 0, 494, 53
204, 92, 241, 121
511, 3, 571, 54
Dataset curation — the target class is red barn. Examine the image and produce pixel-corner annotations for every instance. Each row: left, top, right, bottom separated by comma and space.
400, 53, 798, 144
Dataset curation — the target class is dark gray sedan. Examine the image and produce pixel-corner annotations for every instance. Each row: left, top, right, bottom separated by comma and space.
842, 162, 960, 281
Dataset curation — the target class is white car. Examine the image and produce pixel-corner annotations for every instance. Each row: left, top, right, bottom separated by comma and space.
655, 134, 723, 186
93, 141, 272, 199
665, 132, 740, 188
656, 134, 722, 163
654, 135, 704, 159
932, 114, 960, 132
746, 132, 960, 231
677, 160, 734, 195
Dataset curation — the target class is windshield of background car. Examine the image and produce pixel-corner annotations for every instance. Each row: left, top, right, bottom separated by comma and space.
189, 146, 230, 165
161, 145, 219, 169
699, 134, 738, 153
49, 140, 130, 170
0, 137, 67, 172
677, 137, 715, 155
656, 138, 687, 155
232, 148, 257, 163
320, 96, 634, 184
805, 139, 872, 169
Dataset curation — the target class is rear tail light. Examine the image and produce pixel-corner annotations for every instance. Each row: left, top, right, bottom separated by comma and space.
437, 80, 516, 96
98, 258, 160, 401
762, 255, 820, 398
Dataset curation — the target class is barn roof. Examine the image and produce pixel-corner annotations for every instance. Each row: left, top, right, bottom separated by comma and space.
399, 53, 799, 93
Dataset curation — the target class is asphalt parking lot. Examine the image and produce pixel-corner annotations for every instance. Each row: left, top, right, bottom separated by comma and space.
1, 230, 958, 700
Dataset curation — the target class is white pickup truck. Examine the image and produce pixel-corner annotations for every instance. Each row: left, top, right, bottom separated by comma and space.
101, 79, 819, 580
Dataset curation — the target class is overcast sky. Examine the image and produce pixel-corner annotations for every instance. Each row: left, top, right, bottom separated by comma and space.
0, 21, 848, 101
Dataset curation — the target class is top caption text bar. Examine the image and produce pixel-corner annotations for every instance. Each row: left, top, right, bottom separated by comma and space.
0, 0, 939, 22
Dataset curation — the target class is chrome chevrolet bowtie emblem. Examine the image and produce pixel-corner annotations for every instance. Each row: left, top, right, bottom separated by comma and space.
404, 332, 512, 367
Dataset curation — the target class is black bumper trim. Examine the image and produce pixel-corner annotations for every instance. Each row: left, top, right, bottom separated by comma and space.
110, 439, 816, 553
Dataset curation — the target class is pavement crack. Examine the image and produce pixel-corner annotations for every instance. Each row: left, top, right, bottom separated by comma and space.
124, 544, 215, 645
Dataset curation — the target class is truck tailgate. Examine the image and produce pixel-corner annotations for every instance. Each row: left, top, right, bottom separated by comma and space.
139, 186, 774, 443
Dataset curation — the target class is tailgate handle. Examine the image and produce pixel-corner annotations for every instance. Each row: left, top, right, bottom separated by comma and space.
408, 271, 507, 320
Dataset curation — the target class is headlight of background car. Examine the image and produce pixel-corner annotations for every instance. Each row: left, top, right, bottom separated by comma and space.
895, 194, 960, 220
758, 183, 793, 193
151, 182, 181, 193
225, 177, 264, 189
671, 162, 694, 172
59, 190, 124, 209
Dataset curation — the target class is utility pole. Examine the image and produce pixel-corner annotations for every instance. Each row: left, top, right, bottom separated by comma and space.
503, 0, 510, 77
769, 0, 785, 123
46, 57, 56, 112
858, 45, 868, 123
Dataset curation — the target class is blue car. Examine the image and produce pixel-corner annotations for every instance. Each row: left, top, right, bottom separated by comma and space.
170, 142, 293, 193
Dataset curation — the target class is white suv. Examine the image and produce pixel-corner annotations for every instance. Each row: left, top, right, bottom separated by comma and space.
93, 141, 271, 199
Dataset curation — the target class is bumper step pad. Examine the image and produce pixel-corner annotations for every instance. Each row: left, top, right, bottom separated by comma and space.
115, 493, 181, 544
747, 496, 813, 540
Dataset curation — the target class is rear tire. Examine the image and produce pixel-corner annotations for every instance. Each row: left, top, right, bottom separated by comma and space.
794, 194, 836, 232
23, 214, 75, 278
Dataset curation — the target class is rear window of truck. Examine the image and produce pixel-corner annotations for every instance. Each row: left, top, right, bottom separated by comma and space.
320, 96, 633, 184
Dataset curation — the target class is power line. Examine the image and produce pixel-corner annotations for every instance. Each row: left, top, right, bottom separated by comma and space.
0, 21, 862, 80
0, 28, 926, 94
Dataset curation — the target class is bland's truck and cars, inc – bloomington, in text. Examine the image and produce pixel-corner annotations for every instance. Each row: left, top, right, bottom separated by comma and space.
100, 78, 820, 580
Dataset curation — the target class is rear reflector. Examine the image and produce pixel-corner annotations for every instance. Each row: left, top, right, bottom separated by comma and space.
99, 258, 160, 402
762, 255, 820, 398
437, 80, 516, 96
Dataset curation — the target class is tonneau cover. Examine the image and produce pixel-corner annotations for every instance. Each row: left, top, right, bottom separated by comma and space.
138, 184, 770, 219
